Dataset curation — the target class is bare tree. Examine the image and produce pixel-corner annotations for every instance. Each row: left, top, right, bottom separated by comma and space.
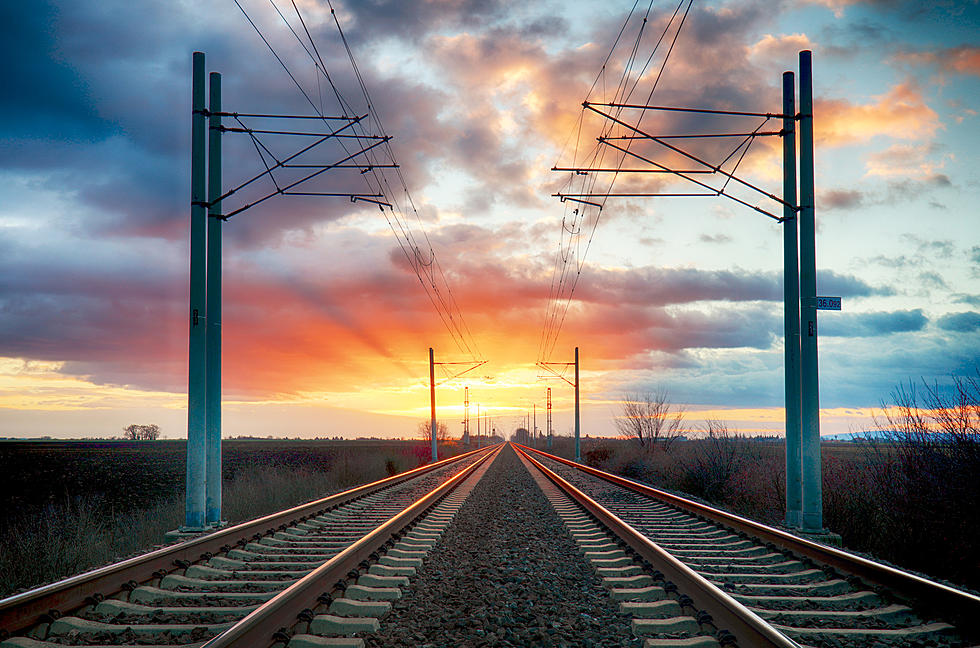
416, 420, 450, 443
615, 389, 685, 450
123, 423, 161, 441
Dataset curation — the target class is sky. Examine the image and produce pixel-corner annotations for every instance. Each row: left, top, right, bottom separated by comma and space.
1, 0, 978, 440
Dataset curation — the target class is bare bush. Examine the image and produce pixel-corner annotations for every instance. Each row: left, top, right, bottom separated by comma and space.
862, 369, 980, 587
615, 390, 685, 450
678, 420, 742, 502
123, 424, 161, 440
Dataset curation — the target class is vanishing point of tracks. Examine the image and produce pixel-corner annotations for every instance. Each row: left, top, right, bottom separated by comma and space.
1, 443, 978, 647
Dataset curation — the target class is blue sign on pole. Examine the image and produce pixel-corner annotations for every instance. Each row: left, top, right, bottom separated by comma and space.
816, 296, 841, 310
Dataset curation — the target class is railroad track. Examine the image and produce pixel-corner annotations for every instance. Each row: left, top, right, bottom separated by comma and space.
3, 442, 978, 647
516, 443, 980, 648
0, 444, 499, 648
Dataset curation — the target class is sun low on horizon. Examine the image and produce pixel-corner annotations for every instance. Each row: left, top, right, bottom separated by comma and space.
1, 0, 978, 441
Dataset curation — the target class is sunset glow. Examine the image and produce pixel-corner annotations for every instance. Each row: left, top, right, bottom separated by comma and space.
1, 1, 977, 440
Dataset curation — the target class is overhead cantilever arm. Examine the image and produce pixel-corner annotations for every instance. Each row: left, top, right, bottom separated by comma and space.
537, 361, 577, 388
582, 100, 794, 119
211, 113, 367, 206
594, 138, 783, 221
433, 360, 488, 387
221, 136, 391, 220
585, 104, 797, 213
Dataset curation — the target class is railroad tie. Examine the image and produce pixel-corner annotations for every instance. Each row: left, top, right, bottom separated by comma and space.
286, 449, 499, 648
517, 453, 722, 648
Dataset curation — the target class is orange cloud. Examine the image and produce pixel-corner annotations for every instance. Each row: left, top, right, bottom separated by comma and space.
865, 142, 949, 180
749, 33, 814, 62
815, 80, 941, 147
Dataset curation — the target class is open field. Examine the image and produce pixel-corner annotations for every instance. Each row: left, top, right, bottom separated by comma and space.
0, 439, 445, 513
0, 439, 470, 598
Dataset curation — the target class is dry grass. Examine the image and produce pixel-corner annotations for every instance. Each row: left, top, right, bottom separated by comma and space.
0, 442, 438, 598
556, 429, 979, 591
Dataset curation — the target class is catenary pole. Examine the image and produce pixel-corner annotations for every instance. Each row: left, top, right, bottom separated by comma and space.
205, 71, 223, 527
574, 346, 581, 462
429, 348, 437, 462
782, 70, 803, 528
533, 403, 537, 448
799, 50, 823, 531
463, 386, 470, 445
547, 387, 552, 449
184, 52, 208, 530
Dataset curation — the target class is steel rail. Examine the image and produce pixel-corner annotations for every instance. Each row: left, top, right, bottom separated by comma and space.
203, 444, 502, 647
0, 444, 494, 638
513, 444, 799, 648
522, 445, 980, 639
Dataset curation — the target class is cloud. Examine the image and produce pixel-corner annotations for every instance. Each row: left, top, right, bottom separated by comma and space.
815, 80, 941, 147
820, 309, 928, 337
749, 33, 815, 61
699, 233, 733, 244
893, 45, 980, 77
822, 188, 864, 210
865, 142, 949, 180
937, 312, 980, 333
571, 266, 885, 308
953, 293, 980, 308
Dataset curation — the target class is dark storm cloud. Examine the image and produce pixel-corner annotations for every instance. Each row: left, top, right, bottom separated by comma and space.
0, 1, 116, 144
937, 312, 980, 333
573, 267, 887, 307
334, 0, 513, 42
819, 308, 928, 337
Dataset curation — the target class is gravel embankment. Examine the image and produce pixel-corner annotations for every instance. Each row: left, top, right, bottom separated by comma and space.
365, 445, 639, 648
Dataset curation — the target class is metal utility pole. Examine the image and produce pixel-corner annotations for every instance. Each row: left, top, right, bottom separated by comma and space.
547, 387, 552, 449
177, 51, 399, 535
476, 403, 480, 447
574, 346, 581, 462
429, 347, 437, 462
463, 386, 470, 445
537, 347, 581, 460
205, 71, 224, 527
782, 70, 803, 529
533, 403, 537, 448
798, 50, 823, 531
184, 52, 208, 531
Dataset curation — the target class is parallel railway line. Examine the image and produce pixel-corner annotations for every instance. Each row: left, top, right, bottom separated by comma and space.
519, 444, 980, 648
0, 445, 498, 648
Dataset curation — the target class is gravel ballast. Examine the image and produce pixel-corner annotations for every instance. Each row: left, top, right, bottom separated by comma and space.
365, 444, 640, 648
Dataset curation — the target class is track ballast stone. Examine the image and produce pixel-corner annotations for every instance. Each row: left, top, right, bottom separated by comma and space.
365, 445, 639, 648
